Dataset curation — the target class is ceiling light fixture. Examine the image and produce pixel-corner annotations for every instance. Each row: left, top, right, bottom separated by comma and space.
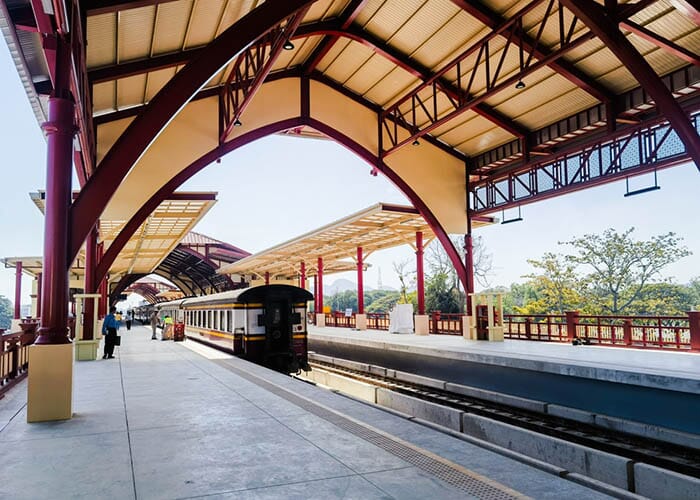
233, 119, 242, 127
412, 139, 420, 146
283, 40, 295, 50
515, 80, 526, 89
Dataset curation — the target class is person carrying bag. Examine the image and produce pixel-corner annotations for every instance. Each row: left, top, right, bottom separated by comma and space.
102, 306, 120, 359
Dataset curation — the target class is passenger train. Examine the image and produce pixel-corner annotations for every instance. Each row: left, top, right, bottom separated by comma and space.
155, 284, 313, 373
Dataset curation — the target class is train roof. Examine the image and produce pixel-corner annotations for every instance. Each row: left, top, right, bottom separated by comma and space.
155, 285, 313, 309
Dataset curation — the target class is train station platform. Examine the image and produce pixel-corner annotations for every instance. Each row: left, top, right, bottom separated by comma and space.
0, 326, 617, 500
308, 326, 700, 437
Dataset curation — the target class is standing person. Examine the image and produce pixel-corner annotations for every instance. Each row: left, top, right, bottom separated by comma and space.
102, 306, 119, 359
150, 310, 159, 340
163, 315, 174, 340
125, 310, 132, 331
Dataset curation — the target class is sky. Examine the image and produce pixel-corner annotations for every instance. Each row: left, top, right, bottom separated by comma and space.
1, 36, 699, 307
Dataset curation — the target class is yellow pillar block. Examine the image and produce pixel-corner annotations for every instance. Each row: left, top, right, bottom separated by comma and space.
414, 315, 429, 335
355, 314, 367, 330
27, 343, 73, 422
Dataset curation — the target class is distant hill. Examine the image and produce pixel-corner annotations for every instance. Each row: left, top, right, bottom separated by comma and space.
325, 278, 356, 295
324, 278, 396, 296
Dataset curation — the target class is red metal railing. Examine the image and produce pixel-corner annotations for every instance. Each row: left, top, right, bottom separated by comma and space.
1, 329, 34, 397
503, 314, 568, 342
366, 313, 389, 330
316, 309, 699, 351
329, 311, 356, 329
504, 313, 694, 350
430, 312, 464, 335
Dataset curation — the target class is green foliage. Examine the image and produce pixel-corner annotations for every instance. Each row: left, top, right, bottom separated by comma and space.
0, 295, 12, 329
625, 283, 698, 316
328, 290, 358, 312
564, 228, 691, 314
521, 252, 582, 314
425, 272, 463, 313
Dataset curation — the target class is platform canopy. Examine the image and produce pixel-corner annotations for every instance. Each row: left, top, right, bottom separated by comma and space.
30, 191, 217, 279
218, 202, 495, 281
1, 0, 699, 300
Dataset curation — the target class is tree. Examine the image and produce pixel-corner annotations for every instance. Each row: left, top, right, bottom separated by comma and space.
522, 252, 582, 314
426, 235, 493, 289
564, 228, 691, 314
0, 295, 12, 329
392, 259, 414, 304
626, 283, 698, 316
366, 291, 401, 313
425, 272, 462, 313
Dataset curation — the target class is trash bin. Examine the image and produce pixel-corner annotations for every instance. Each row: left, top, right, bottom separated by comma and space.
173, 322, 185, 342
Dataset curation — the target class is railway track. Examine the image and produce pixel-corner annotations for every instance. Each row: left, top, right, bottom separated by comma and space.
307, 359, 700, 481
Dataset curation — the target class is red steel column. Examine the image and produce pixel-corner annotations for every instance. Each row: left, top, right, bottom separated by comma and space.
356, 247, 364, 314
36, 91, 74, 344
317, 257, 324, 313
416, 232, 425, 315
83, 226, 98, 340
265, 272, 270, 285
300, 261, 306, 289
96, 242, 107, 318
14, 261, 22, 319
36, 272, 42, 318
313, 274, 318, 312
464, 230, 475, 314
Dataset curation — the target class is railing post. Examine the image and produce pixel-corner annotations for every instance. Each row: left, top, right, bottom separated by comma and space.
524, 317, 532, 340
688, 311, 700, 351
565, 311, 579, 342
623, 319, 633, 346
431, 311, 440, 334
9, 339, 19, 379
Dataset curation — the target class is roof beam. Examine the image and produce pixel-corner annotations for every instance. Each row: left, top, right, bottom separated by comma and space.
450, 0, 613, 102
560, 0, 700, 171
303, 0, 368, 75
620, 20, 700, 67
88, 20, 528, 138
72, 1, 315, 264
84, 0, 180, 16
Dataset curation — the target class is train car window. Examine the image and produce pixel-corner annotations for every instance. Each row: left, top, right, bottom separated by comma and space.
219, 311, 225, 331
198, 310, 202, 327
291, 312, 302, 324
227, 311, 233, 332
257, 314, 265, 327
214, 311, 219, 331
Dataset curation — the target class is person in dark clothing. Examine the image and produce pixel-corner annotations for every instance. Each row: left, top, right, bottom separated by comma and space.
125, 310, 132, 331
102, 306, 119, 359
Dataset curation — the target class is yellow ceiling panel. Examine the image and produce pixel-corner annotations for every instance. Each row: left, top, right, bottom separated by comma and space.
362, 0, 427, 42
354, 0, 385, 27
343, 52, 400, 95
411, 12, 487, 71
117, 6, 156, 63
456, 126, 518, 156
144, 67, 178, 102
92, 81, 116, 115
388, 1, 458, 57
184, 0, 228, 49
512, 85, 599, 131
214, 0, 258, 38
151, 0, 194, 55
116, 74, 148, 109
324, 41, 376, 84
86, 13, 117, 68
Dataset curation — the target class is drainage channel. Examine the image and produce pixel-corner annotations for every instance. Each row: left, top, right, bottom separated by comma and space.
214, 359, 529, 500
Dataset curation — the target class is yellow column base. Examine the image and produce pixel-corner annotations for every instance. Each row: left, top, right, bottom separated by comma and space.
355, 314, 367, 330
316, 314, 326, 327
488, 326, 505, 342
27, 343, 73, 422
75, 339, 101, 361
414, 315, 429, 335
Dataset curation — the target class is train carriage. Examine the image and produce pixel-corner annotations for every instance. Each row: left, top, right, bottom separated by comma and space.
156, 285, 313, 373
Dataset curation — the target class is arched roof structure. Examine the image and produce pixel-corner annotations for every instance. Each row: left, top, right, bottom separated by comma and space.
109, 231, 250, 302
1, 0, 698, 292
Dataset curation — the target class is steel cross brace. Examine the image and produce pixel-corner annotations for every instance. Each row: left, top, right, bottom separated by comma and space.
219, 9, 308, 144
379, 0, 595, 157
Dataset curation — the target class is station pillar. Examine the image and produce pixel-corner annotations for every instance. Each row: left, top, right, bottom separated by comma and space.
36, 272, 42, 319
300, 261, 306, 289
14, 261, 22, 320
463, 219, 475, 339
265, 271, 270, 285
414, 232, 429, 335
29, 36, 76, 422
356, 247, 366, 330
316, 257, 325, 327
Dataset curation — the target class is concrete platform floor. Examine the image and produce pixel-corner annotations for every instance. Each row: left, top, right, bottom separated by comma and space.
0, 326, 616, 499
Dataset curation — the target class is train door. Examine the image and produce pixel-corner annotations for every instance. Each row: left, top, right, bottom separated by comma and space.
263, 299, 293, 369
